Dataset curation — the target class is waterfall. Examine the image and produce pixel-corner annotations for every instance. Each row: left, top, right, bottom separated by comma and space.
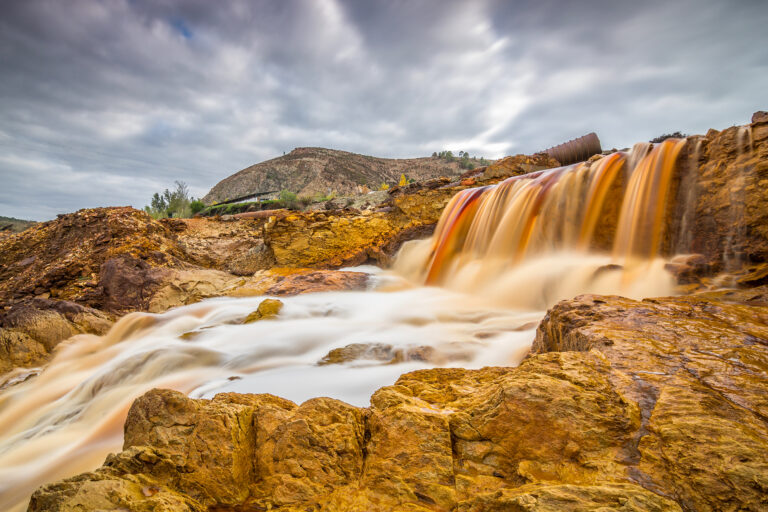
394, 139, 690, 308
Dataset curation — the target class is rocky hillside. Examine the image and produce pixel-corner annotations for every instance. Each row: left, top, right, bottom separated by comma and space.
202, 147, 468, 204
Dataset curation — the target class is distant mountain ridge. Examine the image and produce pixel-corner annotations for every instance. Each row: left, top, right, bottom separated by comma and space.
202, 147, 466, 205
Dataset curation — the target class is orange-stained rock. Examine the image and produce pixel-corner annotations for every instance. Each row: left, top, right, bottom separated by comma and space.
481, 153, 561, 179
250, 397, 365, 508
0, 151, 558, 324
533, 292, 768, 511
318, 343, 439, 366
228, 267, 370, 297
0, 207, 185, 309
121, 389, 268, 505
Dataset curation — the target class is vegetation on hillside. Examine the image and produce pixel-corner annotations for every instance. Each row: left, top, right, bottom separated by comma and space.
650, 132, 687, 143
143, 181, 204, 219
432, 150, 491, 170
203, 147, 465, 205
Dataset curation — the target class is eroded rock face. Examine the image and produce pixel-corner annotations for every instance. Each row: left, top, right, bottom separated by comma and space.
687, 113, 768, 268
0, 207, 186, 308
10, 116, 768, 509
29, 291, 768, 511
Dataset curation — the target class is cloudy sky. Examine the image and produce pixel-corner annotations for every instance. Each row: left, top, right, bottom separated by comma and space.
1, 0, 766, 221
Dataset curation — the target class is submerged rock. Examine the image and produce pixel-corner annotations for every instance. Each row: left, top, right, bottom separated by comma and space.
29, 291, 768, 511
317, 342, 438, 365
243, 298, 283, 323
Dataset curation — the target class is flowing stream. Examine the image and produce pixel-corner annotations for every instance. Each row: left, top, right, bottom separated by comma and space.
0, 137, 737, 511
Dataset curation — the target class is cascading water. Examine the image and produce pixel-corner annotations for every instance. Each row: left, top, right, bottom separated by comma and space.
723, 126, 753, 271
395, 139, 687, 307
0, 137, 718, 511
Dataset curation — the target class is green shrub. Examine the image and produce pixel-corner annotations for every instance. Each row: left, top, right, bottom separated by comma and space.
190, 199, 205, 215
143, 181, 200, 218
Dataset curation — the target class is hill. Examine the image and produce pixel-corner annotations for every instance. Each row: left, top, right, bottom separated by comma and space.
202, 147, 470, 205
0, 215, 36, 233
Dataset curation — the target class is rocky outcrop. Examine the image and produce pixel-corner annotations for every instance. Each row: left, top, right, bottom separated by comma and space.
9, 114, 768, 511
0, 207, 186, 307
243, 298, 283, 323
266, 154, 560, 268
684, 112, 768, 268
228, 267, 370, 297
29, 287, 768, 511
533, 292, 768, 511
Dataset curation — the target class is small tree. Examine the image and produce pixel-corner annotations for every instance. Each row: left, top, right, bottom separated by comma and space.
165, 181, 191, 218
379, 182, 390, 191
150, 192, 167, 212
398, 174, 408, 187
144, 181, 194, 218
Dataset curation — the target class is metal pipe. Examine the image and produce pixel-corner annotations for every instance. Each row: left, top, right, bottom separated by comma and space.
542, 132, 602, 165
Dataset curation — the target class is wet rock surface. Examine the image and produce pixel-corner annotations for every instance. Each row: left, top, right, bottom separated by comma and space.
533, 292, 768, 511
29, 289, 768, 511
687, 113, 768, 269
0, 153, 556, 377
243, 298, 284, 323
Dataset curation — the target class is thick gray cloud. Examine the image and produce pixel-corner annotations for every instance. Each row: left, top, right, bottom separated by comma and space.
0, 0, 766, 220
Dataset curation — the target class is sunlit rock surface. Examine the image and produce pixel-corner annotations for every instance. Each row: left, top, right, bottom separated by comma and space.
29, 288, 768, 511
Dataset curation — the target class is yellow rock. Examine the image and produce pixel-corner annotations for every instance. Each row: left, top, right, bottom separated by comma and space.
243, 298, 283, 323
